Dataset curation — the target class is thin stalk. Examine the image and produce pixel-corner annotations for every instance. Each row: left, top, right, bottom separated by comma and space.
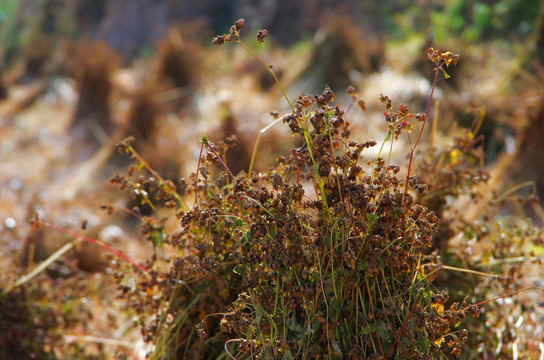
461, 285, 542, 311
403, 68, 440, 198
225, 339, 244, 360
248, 116, 285, 180
365, 278, 384, 358
131, 184, 158, 215
62, 335, 135, 348
43, 221, 148, 273
387, 133, 395, 166
247, 134, 260, 179
494, 181, 536, 203
370, 129, 392, 184
316, 250, 332, 357
127, 144, 187, 210
233, 34, 295, 179
385, 288, 425, 360
302, 129, 330, 216
202, 136, 235, 180
357, 286, 376, 354
241, 195, 273, 216
440, 264, 501, 279
355, 288, 360, 346
2, 239, 78, 295
194, 140, 205, 206
273, 273, 280, 317
327, 129, 344, 203
236, 39, 294, 113
330, 228, 338, 299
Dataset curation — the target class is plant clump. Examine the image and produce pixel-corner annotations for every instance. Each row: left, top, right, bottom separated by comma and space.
110, 19, 477, 359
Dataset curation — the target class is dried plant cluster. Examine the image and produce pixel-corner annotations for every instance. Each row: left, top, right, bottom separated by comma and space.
107, 20, 484, 359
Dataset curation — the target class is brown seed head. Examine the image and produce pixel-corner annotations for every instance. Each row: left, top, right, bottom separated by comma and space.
257, 29, 268, 44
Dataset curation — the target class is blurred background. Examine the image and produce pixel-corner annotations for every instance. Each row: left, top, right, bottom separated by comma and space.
2, 0, 540, 63
1, 0, 542, 223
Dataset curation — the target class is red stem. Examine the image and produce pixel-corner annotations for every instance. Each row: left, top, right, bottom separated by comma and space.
403, 67, 440, 198
120, 205, 143, 220
129, 145, 163, 182
195, 141, 205, 205
365, 281, 384, 357
385, 291, 423, 360
462, 286, 536, 311
204, 138, 235, 180
42, 221, 149, 274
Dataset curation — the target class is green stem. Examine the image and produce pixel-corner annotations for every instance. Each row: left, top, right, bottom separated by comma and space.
370, 129, 392, 184
237, 39, 294, 112
128, 145, 188, 210
247, 134, 261, 179
302, 129, 330, 217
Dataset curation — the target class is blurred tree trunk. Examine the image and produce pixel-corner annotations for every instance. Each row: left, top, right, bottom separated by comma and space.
99, 0, 169, 61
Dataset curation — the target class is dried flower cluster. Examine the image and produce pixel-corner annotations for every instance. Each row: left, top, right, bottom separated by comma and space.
114, 90, 478, 358
110, 19, 481, 360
